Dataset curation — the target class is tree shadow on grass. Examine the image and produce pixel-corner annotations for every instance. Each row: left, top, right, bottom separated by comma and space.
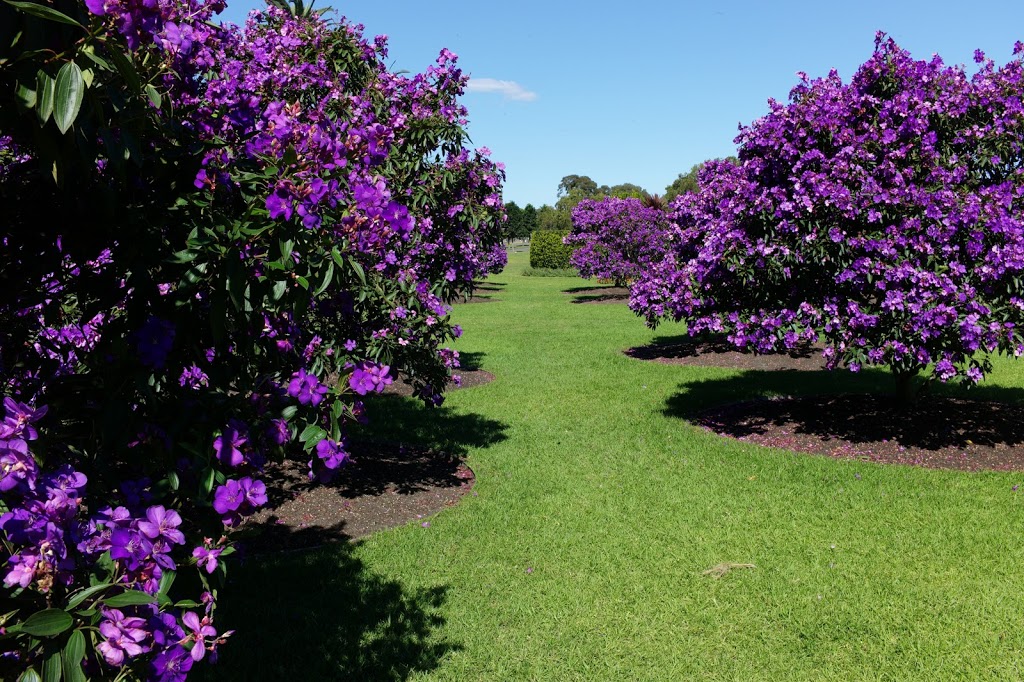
355, 393, 508, 458
456, 351, 486, 372
664, 368, 1024, 452
562, 283, 614, 294
472, 280, 506, 292
198, 538, 457, 681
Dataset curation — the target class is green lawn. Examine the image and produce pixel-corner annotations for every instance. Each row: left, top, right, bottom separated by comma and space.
208, 250, 1024, 680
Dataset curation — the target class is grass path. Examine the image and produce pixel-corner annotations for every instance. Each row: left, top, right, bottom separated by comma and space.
211, 251, 1024, 680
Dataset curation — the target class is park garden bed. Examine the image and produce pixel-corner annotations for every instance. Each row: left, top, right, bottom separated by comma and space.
694, 394, 1024, 472
239, 442, 475, 551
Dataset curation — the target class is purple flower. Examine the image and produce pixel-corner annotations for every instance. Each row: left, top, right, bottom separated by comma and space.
212, 480, 243, 516
213, 423, 248, 468
179, 364, 209, 390
97, 608, 149, 666
182, 611, 217, 661
348, 362, 393, 395
3, 553, 38, 589
267, 418, 289, 445
266, 187, 293, 221
109, 529, 153, 570
137, 505, 185, 545
192, 544, 224, 574
315, 438, 348, 469
152, 647, 194, 682
3, 398, 48, 440
287, 369, 329, 406
238, 477, 267, 508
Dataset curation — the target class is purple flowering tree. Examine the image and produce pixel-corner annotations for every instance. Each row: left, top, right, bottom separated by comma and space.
631, 35, 1024, 402
565, 197, 669, 287
0, 0, 505, 678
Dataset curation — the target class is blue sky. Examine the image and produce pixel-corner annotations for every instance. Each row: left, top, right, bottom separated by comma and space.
219, 1, 1024, 207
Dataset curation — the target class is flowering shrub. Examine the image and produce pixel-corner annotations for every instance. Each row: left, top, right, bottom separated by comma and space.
0, 0, 504, 678
631, 34, 1024, 399
565, 197, 669, 287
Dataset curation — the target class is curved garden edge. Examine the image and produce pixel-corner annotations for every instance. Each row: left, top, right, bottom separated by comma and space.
693, 393, 1024, 473
239, 444, 477, 553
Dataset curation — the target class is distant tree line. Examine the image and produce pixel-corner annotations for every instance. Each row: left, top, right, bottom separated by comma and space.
506, 164, 736, 239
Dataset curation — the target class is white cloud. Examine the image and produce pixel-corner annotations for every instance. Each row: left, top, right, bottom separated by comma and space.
466, 78, 538, 102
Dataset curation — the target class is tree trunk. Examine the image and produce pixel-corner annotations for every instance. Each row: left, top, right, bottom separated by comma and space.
893, 370, 919, 407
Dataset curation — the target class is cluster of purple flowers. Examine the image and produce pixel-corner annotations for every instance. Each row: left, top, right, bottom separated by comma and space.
565, 197, 670, 287
631, 34, 1024, 388
0, 399, 242, 679
2, 0, 508, 674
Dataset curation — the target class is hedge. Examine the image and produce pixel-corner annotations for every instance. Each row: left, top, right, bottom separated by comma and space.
530, 230, 575, 269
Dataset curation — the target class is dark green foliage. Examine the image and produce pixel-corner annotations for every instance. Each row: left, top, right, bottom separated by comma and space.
529, 230, 574, 269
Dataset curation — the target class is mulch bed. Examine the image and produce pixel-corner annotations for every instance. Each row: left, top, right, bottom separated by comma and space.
564, 286, 631, 304
695, 393, 1024, 472
632, 334, 1024, 472
237, 368, 494, 551
383, 369, 496, 398
626, 336, 830, 372
240, 442, 475, 552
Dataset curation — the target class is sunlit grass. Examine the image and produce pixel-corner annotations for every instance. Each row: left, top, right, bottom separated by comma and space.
209, 250, 1024, 681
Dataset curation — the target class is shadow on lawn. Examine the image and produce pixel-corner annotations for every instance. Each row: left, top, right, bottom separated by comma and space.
199, 539, 457, 681
664, 368, 1024, 451
472, 280, 506, 292
356, 393, 508, 457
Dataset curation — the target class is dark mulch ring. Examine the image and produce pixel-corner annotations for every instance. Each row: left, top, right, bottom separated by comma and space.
563, 286, 631, 304
626, 335, 830, 372
382, 369, 496, 397
694, 393, 1024, 472
239, 442, 475, 552
458, 293, 501, 304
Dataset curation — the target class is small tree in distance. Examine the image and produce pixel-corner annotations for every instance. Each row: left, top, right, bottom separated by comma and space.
566, 197, 669, 287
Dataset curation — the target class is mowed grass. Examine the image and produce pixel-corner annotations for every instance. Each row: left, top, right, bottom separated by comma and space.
208, 250, 1024, 680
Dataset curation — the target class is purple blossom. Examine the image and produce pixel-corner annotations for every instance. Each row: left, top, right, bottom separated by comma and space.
182, 611, 217, 661
287, 368, 329, 406
315, 438, 348, 469
137, 506, 185, 545
213, 423, 248, 468
348, 362, 393, 395
97, 609, 149, 666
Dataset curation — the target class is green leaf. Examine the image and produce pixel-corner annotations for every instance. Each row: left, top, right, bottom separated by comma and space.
21, 609, 73, 637
173, 599, 201, 609
201, 467, 216, 496
17, 667, 42, 682
15, 81, 36, 110
102, 590, 156, 608
313, 259, 334, 296
41, 650, 61, 682
66, 582, 111, 610
348, 257, 366, 286
53, 61, 85, 135
4, 0, 83, 27
167, 471, 180, 491
299, 423, 327, 444
144, 83, 162, 109
158, 569, 176, 596
62, 631, 86, 682
36, 70, 54, 125
271, 280, 287, 301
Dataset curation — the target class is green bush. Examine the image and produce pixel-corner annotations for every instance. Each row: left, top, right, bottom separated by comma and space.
530, 230, 575, 269
521, 266, 579, 277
